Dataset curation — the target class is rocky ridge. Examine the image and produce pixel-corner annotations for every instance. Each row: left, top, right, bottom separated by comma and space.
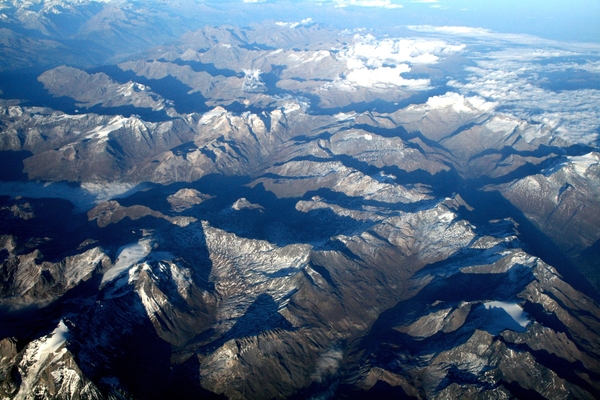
0, 17, 600, 400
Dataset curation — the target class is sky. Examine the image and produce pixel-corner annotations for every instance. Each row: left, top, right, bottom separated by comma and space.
220, 0, 600, 43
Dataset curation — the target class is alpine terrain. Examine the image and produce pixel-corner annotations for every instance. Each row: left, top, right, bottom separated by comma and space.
1, 0, 600, 399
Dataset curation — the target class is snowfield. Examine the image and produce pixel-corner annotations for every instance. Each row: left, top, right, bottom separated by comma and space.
101, 241, 152, 286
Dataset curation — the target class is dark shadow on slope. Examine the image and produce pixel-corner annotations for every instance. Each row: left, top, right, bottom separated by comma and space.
305, 86, 449, 116
572, 238, 600, 291
88, 65, 211, 115
224, 293, 295, 340
0, 272, 102, 343
522, 298, 600, 359
0, 206, 219, 397
458, 186, 600, 301
502, 381, 548, 400
0, 199, 212, 342
196, 293, 296, 356
163, 59, 239, 77
239, 42, 277, 51
114, 184, 172, 213
165, 355, 227, 400
149, 174, 378, 247
435, 365, 493, 393
464, 143, 595, 184
0, 151, 32, 181
501, 340, 600, 396
437, 121, 480, 142
170, 141, 199, 158
379, 267, 534, 331
90, 213, 215, 291
470, 155, 561, 186
352, 266, 542, 375
415, 250, 533, 284
69, 289, 173, 400
0, 68, 79, 111
520, 302, 570, 336
308, 261, 337, 289
353, 294, 599, 398
343, 123, 450, 153
0, 68, 170, 121
0, 195, 88, 261
261, 64, 288, 97
334, 381, 418, 400
272, 151, 460, 199
468, 143, 593, 163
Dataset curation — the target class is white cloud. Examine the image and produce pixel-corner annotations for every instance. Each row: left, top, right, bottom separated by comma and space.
275, 18, 314, 28
448, 52, 600, 144
397, 25, 600, 144
407, 25, 600, 51
342, 34, 465, 66
312, 348, 344, 382
327, 34, 466, 91
345, 64, 430, 89
425, 92, 496, 114
408, 25, 492, 36
242, 69, 266, 92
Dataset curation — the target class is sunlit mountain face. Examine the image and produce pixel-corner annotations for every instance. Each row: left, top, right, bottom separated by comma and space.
1, 1, 600, 399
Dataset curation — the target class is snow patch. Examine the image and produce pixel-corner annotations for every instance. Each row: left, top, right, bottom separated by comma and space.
102, 241, 151, 286
334, 111, 356, 121
483, 301, 531, 329
84, 116, 126, 141
282, 101, 302, 114
200, 107, 227, 125
564, 153, 600, 177
41, 320, 70, 359
437, 209, 455, 223
301, 50, 330, 64
14, 320, 70, 400
485, 115, 519, 134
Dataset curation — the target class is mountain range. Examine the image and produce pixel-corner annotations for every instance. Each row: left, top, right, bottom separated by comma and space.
1, 1, 600, 399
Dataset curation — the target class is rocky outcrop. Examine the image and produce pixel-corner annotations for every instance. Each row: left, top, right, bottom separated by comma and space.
1, 12, 599, 400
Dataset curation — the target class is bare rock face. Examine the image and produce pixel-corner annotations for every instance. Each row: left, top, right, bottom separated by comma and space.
167, 189, 213, 212
5, 321, 103, 400
231, 198, 263, 211
493, 152, 600, 289
498, 153, 600, 254
352, 243, 600, 399
0, 243, 109, 306
2, 188, 594, 399
87, 200, 196, 228
38, 66, 169, 111
0, 10, 600, 400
